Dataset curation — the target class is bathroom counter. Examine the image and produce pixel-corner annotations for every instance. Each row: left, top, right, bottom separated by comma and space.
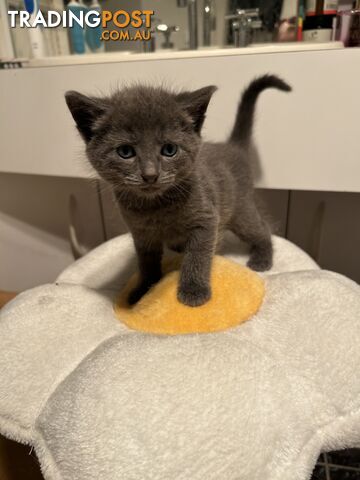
1, 45, 360, 193
24, 42, 343, 68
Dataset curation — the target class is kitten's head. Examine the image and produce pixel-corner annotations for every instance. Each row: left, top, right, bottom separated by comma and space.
65, 84, 216, 196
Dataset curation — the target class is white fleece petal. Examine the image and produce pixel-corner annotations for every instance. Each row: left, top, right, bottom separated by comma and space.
0, 283, 122, 443
0, 235, 359, 480
34, 271, 360, 480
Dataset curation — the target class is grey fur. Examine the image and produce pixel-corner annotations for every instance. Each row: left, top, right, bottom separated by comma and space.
65, 74, 291, 307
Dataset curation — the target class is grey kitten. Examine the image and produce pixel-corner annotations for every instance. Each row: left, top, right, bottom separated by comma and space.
65, 74, 291, 307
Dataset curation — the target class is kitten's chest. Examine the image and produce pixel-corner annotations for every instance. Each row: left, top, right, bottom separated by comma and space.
128, 209, 187, 244
147, 213, 185, 239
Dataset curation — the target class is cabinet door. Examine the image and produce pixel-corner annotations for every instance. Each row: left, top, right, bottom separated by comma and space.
287, 191, 360, 283
99, 181, 129, 239
0, 173, 105, 291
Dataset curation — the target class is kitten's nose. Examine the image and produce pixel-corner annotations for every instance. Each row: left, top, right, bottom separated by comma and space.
141, 173, 159, 184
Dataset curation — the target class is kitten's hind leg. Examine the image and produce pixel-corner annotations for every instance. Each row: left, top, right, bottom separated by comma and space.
230, 203, 273, 272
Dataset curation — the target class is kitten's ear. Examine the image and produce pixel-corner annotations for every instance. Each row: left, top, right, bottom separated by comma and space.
176, 85, 217, 134
65, 91, 108, 143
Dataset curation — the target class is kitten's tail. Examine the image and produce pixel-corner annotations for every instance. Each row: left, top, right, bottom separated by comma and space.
229, 74, 291, 145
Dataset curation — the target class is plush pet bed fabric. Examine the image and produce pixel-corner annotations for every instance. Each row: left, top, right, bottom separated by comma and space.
0, 233, 360, 480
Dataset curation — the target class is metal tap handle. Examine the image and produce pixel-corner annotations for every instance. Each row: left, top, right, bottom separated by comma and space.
226, 8, 262, 47
156, 24, 180, 49
225, 8, 261, 22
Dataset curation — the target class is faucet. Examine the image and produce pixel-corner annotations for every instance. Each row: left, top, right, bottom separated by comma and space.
142, 19, 180, 52
156, 24, 180, 49
203, 0, 216, 46
176, 0, 198, 50
225, 8, 262, 47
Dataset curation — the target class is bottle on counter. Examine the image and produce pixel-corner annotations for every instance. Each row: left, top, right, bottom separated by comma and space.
336, 0, 360, 46
67, 0, 87, 54
85, 0, 104, 53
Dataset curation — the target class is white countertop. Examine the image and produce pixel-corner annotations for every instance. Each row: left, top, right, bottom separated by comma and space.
24, 42, 344, 68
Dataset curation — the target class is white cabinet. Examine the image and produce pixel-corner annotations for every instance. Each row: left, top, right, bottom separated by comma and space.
1, 47, 360, 192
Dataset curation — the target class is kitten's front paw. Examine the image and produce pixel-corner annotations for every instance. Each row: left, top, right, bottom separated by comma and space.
128, 283, 150, 305
247, 253, 272, 272
178, 283, 211, 307
246, 242, 273, 272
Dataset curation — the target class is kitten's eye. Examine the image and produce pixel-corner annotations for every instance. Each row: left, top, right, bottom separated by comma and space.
116, 145, 136, 159
161, 143, 178, 157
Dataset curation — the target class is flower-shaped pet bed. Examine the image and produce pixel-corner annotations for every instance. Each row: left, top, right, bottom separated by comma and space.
0, 233, 360, 480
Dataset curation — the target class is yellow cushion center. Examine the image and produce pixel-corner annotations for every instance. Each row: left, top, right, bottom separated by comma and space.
114, 256, 265, 335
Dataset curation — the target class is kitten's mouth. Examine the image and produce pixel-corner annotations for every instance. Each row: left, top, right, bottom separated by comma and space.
140, 180, 174, 192
123, 180, 174, 196
134, 183, 167, 196
143, 184, 166, 193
